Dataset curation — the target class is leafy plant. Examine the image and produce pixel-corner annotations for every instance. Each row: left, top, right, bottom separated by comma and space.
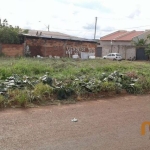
145, 44, 150, 60
101, 82, 116, 92
12, 90, 28, 107
132, 37, 147, 47
0, 19, 21, 44
0, 58, 150, 108
33, 83, 53, 99
0, 95, 5, 107
54, 86, 74, 100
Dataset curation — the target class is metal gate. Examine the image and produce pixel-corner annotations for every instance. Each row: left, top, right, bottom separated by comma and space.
96, 47, 102, 57
136, 48, 148, 60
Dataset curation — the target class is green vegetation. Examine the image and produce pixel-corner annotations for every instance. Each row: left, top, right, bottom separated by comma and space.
132, 35, 150, 60
145, 44, 150, 59
0, 19, 28, 44
0, 58, 150, 108
132, 38, 147, 47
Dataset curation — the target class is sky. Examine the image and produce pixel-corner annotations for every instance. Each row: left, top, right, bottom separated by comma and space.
0, 0, 150, 39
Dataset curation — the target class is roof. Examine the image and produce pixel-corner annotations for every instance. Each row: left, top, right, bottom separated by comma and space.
100, 30, 145, 41
22, 30, 97, 43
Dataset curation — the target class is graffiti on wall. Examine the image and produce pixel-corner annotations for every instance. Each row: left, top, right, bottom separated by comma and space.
88, 48, 95, 53
65, 46, 95, 57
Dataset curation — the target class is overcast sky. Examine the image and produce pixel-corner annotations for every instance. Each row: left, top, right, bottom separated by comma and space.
0, 0, 150, 39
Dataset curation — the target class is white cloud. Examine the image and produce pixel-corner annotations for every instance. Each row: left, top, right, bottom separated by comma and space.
0, 0, 150, 39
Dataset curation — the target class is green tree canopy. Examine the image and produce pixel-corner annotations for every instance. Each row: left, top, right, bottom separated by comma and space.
0, 19, 28, 44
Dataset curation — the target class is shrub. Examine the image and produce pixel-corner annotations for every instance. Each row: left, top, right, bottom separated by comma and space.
0, 95, 5, 107
101, 82, 116, 92
0, 58, 150, 108
12, 90, 28, 107
135, 76, 150, 93
33, 83, 53, 99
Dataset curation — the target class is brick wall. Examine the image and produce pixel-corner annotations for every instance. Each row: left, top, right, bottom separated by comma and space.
25, 38, 96, 57
1, 44, 23, 57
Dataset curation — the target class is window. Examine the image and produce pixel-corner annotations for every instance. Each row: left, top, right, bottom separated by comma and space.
116, 54, 121, 56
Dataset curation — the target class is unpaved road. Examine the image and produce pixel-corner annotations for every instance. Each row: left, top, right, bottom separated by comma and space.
0, 95, 150, 150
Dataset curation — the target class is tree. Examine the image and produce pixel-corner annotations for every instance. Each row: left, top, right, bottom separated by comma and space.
132, 37, 147, 47
132, 37, 149, 60
145, 44, 150, 60
143, 34, 150, 60
22, 29, 29, 34
0, 19, 28, 44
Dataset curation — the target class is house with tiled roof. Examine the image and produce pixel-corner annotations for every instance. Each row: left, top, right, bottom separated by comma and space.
99, 30, 150, 60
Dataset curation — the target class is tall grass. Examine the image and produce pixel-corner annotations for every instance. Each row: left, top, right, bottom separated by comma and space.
0, 58, 150, 80
0, 58, 150, 108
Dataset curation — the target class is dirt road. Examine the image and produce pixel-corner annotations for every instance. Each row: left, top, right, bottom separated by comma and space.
0, 95, 150, 150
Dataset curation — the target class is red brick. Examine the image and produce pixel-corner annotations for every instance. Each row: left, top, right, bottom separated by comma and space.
1, 44, 23, 57
25, 38, 96, 57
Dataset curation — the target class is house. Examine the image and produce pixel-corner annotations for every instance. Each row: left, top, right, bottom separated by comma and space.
99, 30, 150, 60
22, 30, 97, 59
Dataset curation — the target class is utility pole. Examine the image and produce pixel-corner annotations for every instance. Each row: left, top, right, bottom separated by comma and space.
47, 25, 50, 31
39, 21, 50, 31
94, 17, 97, 39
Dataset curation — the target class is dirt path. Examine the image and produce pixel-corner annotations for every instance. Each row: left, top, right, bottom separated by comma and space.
0, 94, 150, 150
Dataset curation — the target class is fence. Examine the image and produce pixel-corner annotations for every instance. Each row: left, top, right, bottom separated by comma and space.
0, 44, 24, 57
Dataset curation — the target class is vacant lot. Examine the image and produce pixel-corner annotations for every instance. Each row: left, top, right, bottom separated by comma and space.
0, 58, 150, 78
0, 58, 150, 107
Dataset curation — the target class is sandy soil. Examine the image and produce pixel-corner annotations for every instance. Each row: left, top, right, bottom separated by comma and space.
0, 94, 150, 150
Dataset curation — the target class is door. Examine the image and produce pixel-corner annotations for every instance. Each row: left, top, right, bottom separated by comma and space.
136, 48, 148, 60
96, 47, 102, 57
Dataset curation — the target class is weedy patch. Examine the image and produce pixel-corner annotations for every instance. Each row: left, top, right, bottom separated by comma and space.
12, 90, 28, 107
33, 83, 53, 100
0, 95, 5, 107
0, 58, 150, 108
0, 70, 149, 108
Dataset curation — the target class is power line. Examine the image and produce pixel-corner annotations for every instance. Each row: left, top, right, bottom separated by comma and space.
97, 16, 150, 20
51, 24, 150, 32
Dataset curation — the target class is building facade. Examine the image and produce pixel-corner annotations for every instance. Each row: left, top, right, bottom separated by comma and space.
23, 30, 97, 59
100, 30, 150, 60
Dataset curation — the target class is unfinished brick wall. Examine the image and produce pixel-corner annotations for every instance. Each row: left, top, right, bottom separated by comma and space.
1, 44, 23, 57
25, 38, 96, 57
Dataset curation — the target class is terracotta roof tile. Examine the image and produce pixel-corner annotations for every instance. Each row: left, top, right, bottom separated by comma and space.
100, 30, 144, 41
100, 30, 127, 41
115, 31, 144, 41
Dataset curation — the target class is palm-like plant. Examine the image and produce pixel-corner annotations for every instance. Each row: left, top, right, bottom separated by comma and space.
132, 37, 147, 47
145, 44, 150, 60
